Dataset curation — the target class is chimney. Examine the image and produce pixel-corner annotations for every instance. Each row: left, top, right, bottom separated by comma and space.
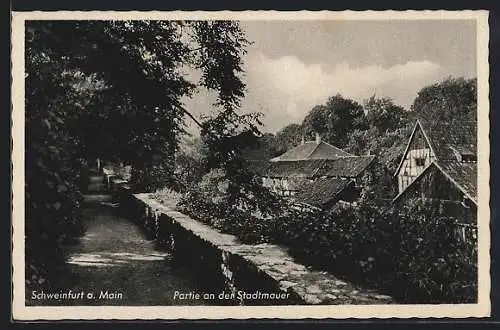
315, 132, 321, 144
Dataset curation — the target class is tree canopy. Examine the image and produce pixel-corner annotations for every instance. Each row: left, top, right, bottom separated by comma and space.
364, 95, 408, 134
25, 20, 258, 286
302, 94, 366, 148
411, 77, 477, 122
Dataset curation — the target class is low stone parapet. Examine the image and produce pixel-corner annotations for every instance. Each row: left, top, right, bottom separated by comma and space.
126, 193, 394, 305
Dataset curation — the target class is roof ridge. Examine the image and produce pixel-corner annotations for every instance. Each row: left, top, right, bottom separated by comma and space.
416, 119, 438, 159
321, 140, 353, 156
304, 141, 321, 159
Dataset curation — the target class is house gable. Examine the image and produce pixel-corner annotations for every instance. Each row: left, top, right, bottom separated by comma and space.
396, 121, 437, 193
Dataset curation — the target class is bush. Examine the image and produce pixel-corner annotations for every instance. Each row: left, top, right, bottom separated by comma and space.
178, 173, 477, 304
392, 199, 477, 303
150, 187, 184, 208
270, 198, 477, 303
178, 190, 278, 244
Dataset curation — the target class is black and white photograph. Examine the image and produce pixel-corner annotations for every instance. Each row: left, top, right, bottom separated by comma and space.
11, 10, 490, 320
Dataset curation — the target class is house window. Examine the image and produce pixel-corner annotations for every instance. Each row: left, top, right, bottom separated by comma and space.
415, 157, 426, 167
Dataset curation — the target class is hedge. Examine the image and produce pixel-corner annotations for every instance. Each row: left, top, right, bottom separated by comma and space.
178, 192, 477, 303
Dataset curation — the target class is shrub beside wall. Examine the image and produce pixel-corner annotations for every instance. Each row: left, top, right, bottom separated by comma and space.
178, 190, 278, 244
178, 191, 477, 304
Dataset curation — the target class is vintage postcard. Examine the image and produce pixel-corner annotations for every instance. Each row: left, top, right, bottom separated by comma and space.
11, 10, 490, 320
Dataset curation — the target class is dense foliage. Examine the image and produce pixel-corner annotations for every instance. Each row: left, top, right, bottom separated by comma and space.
178, 189, 283, 244
25, 50, 89, 287
276, 196, 477, 303
25, 20, 257, 288
411, 77, 477, 122
176, 76, 478, 303
179, 180, 477, 303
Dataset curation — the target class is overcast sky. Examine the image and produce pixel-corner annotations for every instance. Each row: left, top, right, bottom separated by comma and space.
183, 19, 477, 134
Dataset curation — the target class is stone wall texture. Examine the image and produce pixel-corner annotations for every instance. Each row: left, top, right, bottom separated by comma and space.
107, 176, 394, 305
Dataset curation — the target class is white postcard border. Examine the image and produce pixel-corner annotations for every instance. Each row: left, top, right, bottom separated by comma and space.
11, 10, 491, 320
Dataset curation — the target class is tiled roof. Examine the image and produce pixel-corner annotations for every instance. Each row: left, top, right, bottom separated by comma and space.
270, 142, 317, 161
271, 141, 352, 161
419, 119, 477, 161
420, 119, 478, 203
293, 177, 354, 208
436, 161, 477, 203
308, 141, 353, 159
263, 159, 327, 178
262, 156, 374, 179
321, 156, 375, 178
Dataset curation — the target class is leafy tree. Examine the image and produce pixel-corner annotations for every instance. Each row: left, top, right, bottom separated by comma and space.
344, 127, 379, 156
25, 20, 257, 287
200, 112, 283, 216
302, 94, 366, 148
188, 21, 284, 215
240, 133, 284, 160
364, 95, 408, 133
341, 96, 411, 175
411, 77, 477, 122
375, 126, 414, 173
274, 123, 304, 152
345, 124, 413, 174
25, 43, 90, 288
174, 137, 205, 190
358, 157, 397, 202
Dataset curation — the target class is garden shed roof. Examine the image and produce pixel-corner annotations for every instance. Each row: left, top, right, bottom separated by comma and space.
320, 156, 375, 178
293, 177, 354, 208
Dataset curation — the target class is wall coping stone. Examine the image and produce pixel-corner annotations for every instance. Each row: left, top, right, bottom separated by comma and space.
133, 193, 394, 305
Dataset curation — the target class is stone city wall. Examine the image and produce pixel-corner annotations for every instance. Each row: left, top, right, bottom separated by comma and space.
105, 172, 394, 305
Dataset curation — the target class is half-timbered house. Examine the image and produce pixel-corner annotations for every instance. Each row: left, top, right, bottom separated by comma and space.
393, 119, 478, 240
